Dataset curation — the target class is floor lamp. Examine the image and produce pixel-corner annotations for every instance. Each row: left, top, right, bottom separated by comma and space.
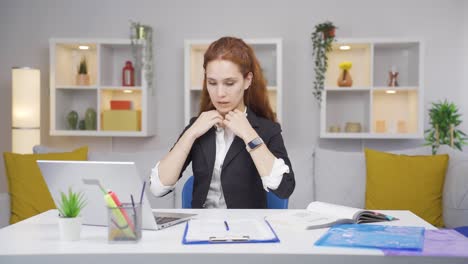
12, 67, 40, 154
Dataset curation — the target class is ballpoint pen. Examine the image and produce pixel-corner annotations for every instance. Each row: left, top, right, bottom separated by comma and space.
139, 181, 146, 205
130, 194, 137, 217
224, 220, 230, 231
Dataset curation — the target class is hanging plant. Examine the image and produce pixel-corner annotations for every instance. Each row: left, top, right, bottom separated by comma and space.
311, 21, 337, 103
130, 20, 154, 94
424, 100, 468, 154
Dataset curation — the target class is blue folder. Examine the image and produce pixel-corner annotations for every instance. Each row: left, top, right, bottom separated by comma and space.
182, 219, 280, 245
315, 224, 425, 251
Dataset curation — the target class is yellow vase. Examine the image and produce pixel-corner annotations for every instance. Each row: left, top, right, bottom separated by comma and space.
337, 70, 353, 87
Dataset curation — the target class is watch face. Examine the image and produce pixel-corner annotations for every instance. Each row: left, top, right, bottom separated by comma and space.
248, 137, 263, 149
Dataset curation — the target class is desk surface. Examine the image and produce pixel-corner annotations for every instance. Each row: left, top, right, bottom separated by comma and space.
0, 209, 465, 264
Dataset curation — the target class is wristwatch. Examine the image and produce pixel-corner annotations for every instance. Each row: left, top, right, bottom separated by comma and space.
246, 137, 264, 152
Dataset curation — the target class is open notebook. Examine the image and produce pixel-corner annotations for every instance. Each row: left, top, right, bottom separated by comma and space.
182, 219, 279, 244
267, 201, 397, 230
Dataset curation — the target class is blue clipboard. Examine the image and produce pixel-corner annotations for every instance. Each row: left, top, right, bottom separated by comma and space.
182, 219, 280, 245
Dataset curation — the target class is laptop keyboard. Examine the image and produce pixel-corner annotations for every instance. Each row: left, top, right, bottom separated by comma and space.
155, 216, 181, 225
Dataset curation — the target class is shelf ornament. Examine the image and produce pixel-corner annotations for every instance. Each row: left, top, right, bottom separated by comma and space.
130, 21, 154, 94
337, 61, 353, 87
311, 21, 337, 104
76, 56, 90, 86
425, 100, 468, 154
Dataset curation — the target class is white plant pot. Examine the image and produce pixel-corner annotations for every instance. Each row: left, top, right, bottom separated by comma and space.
58, 216, 82, 241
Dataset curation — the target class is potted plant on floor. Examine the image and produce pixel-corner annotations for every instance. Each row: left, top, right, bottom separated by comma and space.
57, 188, 86, 241
425, 100, 468, 154
76, 56, 90, 86
311, 21, 337, 103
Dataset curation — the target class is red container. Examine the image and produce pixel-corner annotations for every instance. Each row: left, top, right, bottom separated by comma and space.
122, 61, 135, 86
110, 100, 132, 110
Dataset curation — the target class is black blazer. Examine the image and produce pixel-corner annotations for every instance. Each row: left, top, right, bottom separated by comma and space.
177, 108, 295, 208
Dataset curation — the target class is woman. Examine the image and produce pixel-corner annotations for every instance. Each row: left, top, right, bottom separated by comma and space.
150, 36, 295, 208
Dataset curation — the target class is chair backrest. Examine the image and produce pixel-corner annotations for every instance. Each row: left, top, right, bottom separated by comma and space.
181, 176, 288, 209
182, 176, 194, 209
266, 190, 289, 209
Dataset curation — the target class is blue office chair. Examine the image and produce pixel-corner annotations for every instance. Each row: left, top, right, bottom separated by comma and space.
182, 176, 194, 209
182, 176, 288, 209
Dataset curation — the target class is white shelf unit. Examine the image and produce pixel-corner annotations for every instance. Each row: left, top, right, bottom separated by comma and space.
184, 39, 283, 125
49, 38, 155, 137
320, 39, 423, 139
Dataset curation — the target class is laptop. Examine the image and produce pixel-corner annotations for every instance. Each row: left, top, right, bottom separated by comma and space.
37, 160, 195, 230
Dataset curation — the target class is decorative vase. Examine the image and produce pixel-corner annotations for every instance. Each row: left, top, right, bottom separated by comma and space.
85, 108, 97, 130
66, 111, 79, 130
79, 120, 86, 130
76, 74, 90, 86
58, 216, 82, 241
122, 61, 135, 86
388, 71, 399, 87
337, 69, 353, 87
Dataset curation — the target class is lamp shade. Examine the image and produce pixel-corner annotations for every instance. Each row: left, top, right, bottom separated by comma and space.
12, 67, 40, 153
12, 68, 40, 127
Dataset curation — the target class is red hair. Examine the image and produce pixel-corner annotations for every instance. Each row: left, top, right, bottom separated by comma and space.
198, 37, 276, 122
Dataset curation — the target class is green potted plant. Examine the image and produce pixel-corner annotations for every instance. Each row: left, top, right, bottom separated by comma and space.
76, 56, 90, 86
57, 188, 86, 241
311, 21, 337, 103
425, 100, 468, 154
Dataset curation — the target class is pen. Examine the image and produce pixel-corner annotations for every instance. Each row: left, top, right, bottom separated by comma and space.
130, 194, 138, 237
224, 220, 229, 231
139, 181, 146, 204
130, 195, 136, 213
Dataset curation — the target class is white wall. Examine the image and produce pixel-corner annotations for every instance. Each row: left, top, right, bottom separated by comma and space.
0, 0, 467, 193
462, 0, 468, 134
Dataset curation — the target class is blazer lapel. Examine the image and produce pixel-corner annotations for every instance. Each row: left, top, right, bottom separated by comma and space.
222, 108, 260, 169
199, 127, 216, 173
222, 136, 244, 169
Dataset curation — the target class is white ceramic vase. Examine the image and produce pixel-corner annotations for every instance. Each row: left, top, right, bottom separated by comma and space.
58, 216, 82, 241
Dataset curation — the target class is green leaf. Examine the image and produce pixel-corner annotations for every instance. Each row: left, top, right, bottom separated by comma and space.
424, 99, 467, 152
57, 187, 86, 218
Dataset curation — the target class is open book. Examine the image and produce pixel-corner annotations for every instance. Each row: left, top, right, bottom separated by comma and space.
302, 201, 398, 229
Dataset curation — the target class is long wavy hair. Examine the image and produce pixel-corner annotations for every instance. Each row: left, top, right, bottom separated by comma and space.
198, 37, 276, 122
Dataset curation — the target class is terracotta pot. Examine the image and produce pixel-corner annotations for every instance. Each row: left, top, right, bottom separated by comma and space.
337, 70, 353, 87
322, 28, 336, 39
326, 28, 336, 38
76, 74, 90, 86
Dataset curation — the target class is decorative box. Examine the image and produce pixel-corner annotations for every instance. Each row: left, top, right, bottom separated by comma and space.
102, 110, 141, 131
110, 100, 132, 110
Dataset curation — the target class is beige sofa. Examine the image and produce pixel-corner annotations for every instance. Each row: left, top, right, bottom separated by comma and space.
0, 145, 466, 228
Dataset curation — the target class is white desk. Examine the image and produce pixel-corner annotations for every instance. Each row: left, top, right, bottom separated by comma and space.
0, 209, 465, 264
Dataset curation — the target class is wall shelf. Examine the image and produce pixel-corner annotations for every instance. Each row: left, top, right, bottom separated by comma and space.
320, 39, 423, 139
49, 38, 155, 137
184, 38, 283, 125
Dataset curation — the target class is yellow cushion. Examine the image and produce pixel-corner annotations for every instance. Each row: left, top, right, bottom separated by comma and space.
3, 147, 88, 224
364, 148, 449, 227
